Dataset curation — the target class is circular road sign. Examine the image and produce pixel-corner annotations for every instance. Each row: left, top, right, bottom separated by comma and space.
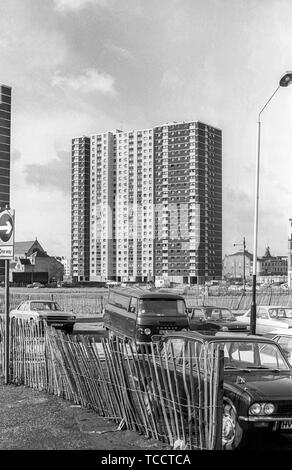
0, 212, 13, 243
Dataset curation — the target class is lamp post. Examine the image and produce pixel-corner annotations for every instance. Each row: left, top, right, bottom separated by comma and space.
234, 237, 246, 293
251, 71, 292, 335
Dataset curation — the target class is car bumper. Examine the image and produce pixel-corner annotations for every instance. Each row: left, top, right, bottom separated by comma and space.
239, 415, 292, 432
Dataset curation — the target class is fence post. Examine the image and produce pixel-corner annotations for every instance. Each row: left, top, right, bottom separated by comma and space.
214, 347, 224, 450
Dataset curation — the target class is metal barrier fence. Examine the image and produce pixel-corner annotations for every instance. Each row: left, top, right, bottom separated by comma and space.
185, 292, 292, 310
0, 292, 106, 316
0, 317, 223, 450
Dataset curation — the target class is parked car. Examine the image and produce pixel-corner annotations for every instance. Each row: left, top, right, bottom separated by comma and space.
237, 305, 292, 334
147, 331, 292, 449
10, 300, 76, 334
267, 329, 292, 363
26, 282, 45, 288
187, 306, 250, 332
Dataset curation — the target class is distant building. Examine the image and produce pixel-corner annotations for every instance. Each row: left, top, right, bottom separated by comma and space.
71, 136, 90, 282
222, 250, 253, 280
10, 239, 64, 285
60, 257, 72, 280
223, 246, 287, 282
258, 246, 287, 276
0, 84, 11, 280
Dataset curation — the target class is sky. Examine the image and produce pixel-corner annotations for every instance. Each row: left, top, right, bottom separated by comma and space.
1, 0, 292, 259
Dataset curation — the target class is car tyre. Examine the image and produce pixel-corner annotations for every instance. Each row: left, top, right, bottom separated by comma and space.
222, 399, 245, 450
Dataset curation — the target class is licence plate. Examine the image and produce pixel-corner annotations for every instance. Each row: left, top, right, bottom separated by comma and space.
280, 420, 292, 430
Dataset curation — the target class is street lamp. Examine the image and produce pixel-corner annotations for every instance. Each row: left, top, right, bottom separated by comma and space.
234, 237, 246, 293
251, 71, 292, 335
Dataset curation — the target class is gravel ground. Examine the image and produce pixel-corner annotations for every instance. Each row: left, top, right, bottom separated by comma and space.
0, 379, 167, 451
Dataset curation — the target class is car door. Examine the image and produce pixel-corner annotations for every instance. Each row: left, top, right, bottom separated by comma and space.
255, 307, 271, 334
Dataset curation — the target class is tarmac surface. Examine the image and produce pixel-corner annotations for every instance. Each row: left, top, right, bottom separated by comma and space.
0, 378, 167, 451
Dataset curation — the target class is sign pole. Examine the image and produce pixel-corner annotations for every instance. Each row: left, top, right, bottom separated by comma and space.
4, 258, 10, 384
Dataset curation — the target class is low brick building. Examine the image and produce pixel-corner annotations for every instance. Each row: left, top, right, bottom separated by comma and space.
10, 239, 64, 286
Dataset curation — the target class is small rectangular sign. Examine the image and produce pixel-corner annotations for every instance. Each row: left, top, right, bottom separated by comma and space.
0, 245, 14, 259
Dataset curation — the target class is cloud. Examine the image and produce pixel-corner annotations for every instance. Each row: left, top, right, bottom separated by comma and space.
52, 69, 116, 95
53, 0, 108, 12
24, 151, 71, 195
105, 43, 133, 60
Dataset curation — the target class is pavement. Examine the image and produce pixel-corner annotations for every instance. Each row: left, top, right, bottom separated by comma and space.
0, 378, 168, 451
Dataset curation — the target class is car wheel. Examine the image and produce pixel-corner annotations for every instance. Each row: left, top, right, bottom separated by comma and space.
222, 399, 245, 450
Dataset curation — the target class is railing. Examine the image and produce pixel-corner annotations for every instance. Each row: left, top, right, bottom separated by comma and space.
0, 317, 223, 450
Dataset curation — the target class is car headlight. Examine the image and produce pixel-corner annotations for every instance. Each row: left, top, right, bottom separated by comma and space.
249, 403, 275, 415
221, 326, 228, 331
144, 328, 151, 335
263, 403, 275, 415
249, 403, 262, 415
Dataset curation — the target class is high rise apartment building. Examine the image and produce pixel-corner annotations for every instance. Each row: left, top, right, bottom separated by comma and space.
71, 136, 90, 282
154, 121, 222, 284
90, 132, 115, 281
71, 120, 222, 284
0, 85, 11, 280
0, 85, 11, 209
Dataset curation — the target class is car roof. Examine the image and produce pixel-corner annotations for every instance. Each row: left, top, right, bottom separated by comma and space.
110, 287, 185, 300
160, 330, 275, 344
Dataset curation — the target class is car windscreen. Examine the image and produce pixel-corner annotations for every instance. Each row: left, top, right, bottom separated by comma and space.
221, 341, 289, 370
30, 302, 61, 311
139, 299, 186, 316
205, 308, 235, 321
269, 308, 292, 319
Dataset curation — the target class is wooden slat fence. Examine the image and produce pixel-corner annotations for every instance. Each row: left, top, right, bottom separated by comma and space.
0, 317, 223, 450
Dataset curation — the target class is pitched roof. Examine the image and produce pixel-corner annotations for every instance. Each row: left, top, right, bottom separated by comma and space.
14, 240, 46, 256
14, 241, 36, 255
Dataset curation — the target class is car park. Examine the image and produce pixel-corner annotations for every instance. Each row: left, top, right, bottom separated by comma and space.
237, 305, 292, 334
103, 287, 189, 343
149, 331, 292, 449
187, 306, 250, 332
10, 300, 76, 334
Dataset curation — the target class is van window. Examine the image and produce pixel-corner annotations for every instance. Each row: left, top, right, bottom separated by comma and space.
109, 293, 130, 310
139, 299, 186, 316
129, 297, 138, 312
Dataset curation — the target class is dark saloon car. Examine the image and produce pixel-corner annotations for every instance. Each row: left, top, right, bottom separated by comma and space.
187, 306, 250, 333
149, 331, 292, 450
